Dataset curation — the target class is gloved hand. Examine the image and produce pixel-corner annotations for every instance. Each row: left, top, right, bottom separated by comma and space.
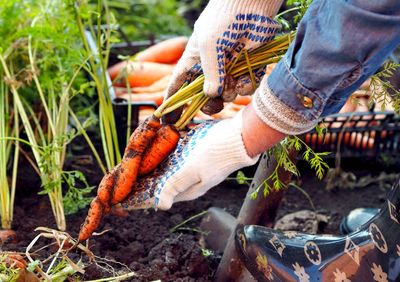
164, 0, 283, 122
122, 110, 259, 210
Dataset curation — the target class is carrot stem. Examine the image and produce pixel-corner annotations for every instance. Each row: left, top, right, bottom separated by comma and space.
154, 76, 204, 118
243, 49, 256, 91
175, 94, 209, 130
160, 92, 204, 116
155, 33, 294, 124
227, 48, 244, 74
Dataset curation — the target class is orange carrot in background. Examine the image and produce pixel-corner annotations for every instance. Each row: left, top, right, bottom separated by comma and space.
118, 91, 165, 106
78, 198, 104, 242
131, 75, 171, 93
108, 61, 175, 87
135, 36, 188, 64
139, 124, 180, 176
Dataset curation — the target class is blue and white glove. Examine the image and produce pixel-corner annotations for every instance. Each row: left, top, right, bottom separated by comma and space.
122, 110, 259, 210
164, 0, 283, 121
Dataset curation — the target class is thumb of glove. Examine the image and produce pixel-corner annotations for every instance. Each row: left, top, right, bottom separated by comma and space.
162, 36, 202, 124
200, 41, 227, 98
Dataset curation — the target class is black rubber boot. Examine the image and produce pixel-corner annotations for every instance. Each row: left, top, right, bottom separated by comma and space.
236, 180, 400, 282
340, 208, 380, 235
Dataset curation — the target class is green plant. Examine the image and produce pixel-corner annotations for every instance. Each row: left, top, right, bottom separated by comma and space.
276, 0, 313, 31
0, 0, 97, 230
0, 69, 20, 230
105, 0, 191, 40
0, 255, 20, 282
62, 171, 94, 215
74, 0, 122, 171
369, 61, 400, 113
201, 248, 214, 258
248, 135, 330, 199
170, 210, 208, 234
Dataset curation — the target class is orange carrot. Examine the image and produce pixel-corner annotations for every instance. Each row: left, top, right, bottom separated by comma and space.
233, 95, 252, 106
135, 37, 188, 64
79, 116, 163, 241
124, 115, 161, 155
111, 153, 142, 205
111, 116, 161, 204
3, 253, 27, 269
78, 197, 104, 242
97, 165, 119, 207
139, 124, 180, 176
118, 91, 165, 106
108, 61, 174, 87
131, 75, 171, 93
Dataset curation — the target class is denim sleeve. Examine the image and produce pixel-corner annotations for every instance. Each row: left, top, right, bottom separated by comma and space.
252, 0, 400, 135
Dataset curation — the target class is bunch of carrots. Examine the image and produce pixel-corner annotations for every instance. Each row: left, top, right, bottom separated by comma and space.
79, 116, 180, 241
78, 33, 294, 242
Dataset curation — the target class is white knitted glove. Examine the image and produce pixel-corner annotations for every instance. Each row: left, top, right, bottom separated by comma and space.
122, 110, 259, 211
163, 0, 282, 122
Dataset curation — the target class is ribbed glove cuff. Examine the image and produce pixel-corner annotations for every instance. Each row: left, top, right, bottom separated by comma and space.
253, 77, 318, 135
204, 110, 260, 174
157, 110, 260, 209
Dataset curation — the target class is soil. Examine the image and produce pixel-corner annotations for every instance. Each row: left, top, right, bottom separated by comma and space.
2, 150, 399, 281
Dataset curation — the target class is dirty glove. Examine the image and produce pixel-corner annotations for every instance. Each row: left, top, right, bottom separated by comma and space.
122, 110, 259, 210
164, 0, 282, 122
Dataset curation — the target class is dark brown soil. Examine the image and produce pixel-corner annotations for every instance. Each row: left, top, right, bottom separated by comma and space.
2, 153, 398, 281
3, 154, 248, 281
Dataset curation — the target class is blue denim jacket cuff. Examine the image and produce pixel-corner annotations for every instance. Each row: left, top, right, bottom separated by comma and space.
269, 59, 324, 120
253, 60, 319, 135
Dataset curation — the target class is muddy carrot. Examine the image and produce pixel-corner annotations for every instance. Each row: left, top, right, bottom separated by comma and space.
96, 165, 119, 207
124, 115, 162, 156
78, 198, 104, 242
111, 152, 141, 205
139, 124, 180, 176
111, 116, 161, 204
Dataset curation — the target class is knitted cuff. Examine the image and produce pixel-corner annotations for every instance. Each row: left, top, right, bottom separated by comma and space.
207, 0, 284, 18
165, 110, 260, 207
253, 80, 318, 135
205, 110, 260, 175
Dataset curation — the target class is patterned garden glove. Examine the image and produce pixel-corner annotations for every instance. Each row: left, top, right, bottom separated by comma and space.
122, 110, 259, 210
163, 0, 282, 122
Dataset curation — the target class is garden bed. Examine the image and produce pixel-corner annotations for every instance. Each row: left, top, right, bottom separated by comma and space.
3, 154, 397, 281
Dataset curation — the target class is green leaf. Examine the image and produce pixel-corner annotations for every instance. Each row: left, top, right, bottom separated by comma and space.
235, 170, 252, 185
201, 248, 214, 258
263, 182, 271, 197
250, 190, 258, 200
27, 260, 40, 272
